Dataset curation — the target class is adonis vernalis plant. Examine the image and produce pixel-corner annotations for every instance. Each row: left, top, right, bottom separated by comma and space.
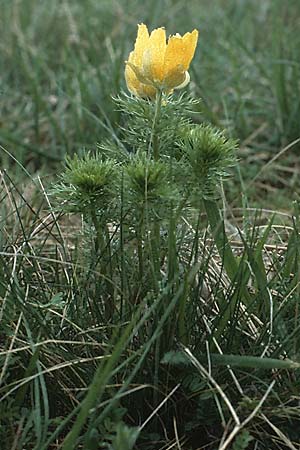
51, 24, 276, 450
4, 20, 298, 450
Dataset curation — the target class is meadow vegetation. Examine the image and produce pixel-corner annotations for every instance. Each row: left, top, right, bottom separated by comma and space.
1, 0, 300, 449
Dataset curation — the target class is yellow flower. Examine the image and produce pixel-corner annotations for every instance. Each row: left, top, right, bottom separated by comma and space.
125, 24, 198, 98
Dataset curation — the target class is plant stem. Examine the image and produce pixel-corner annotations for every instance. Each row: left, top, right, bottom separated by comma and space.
203, 198, 238, 281
149, 90, 163, 283
137, 215, 144, 281
91, 209, 113, 320
91, 209, 104, 255
150, 89, 163, 161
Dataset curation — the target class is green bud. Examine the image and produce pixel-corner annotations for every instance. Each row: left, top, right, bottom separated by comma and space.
181, 124, 238, 197
52, 152, 118, 216
124, 154, 175, 218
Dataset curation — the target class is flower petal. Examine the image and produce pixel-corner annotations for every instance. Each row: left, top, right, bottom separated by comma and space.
142, 27, 166, 83
126, 60, 153, 85
174, 71, 190, 90
164, 29, 198, 75
125, 52, 156, 97
132, 23, 150, 66
163, 65, 186, 90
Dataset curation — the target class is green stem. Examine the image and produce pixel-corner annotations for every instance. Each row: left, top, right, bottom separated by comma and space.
203, 198, 238, 281
120, 172, 125, 321
91, 209, 104, 255
153, 220, 161, 280
148, 90, 163, 283
91, 210, 113, 321
167, 207, 178, 283
153, 337, 160, 409
137, 215, 144, 281
150, 89, 163, 160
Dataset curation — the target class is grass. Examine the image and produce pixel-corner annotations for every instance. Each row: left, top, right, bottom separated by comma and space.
1, 0, 300, 449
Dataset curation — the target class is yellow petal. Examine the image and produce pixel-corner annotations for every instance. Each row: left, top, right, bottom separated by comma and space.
125, 60, 139, 94
125, 53, 156, 97
174, 71, 190, 90
163, 65, 186, 90
164, 29, 198, 77
142, 27, 166, 83
126, 61, 153, 85
132, 23, 150, 66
